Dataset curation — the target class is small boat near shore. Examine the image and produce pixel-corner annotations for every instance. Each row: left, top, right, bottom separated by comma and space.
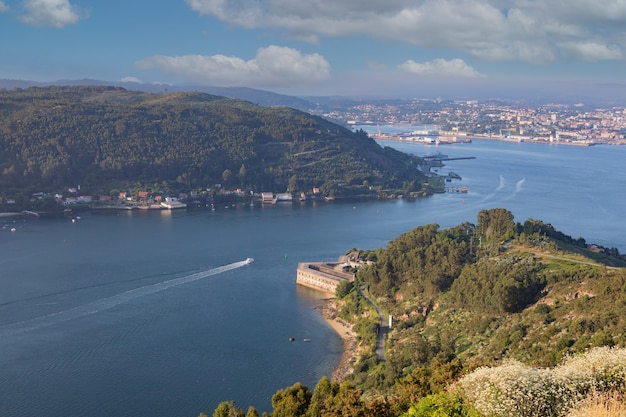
245, 257, 254, 264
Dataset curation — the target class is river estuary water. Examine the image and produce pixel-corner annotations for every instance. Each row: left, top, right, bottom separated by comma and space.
1, 139, 625, 416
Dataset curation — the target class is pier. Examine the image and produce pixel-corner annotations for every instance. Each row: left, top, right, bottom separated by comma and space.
446, 186, 468, 193
419, 152, 476, 179
160, 201, 186, 210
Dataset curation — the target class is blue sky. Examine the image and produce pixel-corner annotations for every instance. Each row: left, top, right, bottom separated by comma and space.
1, 0, 626, 98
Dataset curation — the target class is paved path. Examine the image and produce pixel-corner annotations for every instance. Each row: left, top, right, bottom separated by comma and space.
358, 285, 387, 361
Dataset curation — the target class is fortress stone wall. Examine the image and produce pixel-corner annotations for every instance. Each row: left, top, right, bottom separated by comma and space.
296, 261, 355, 294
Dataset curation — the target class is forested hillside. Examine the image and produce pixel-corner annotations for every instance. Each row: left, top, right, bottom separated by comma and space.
349, 209, 625, 388
208, 209, 626, 417
0, 86, 431, 201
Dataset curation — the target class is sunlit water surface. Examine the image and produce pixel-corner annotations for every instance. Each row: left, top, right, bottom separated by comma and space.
1, 139, 625, 416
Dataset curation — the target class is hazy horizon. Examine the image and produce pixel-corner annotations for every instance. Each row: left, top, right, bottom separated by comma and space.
1, 1, 626, 102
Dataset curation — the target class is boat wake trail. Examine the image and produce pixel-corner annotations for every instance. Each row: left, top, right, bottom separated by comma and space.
504, 178, 526, 200
475, 175, 506, 204
496, 175, 505, 191
0, 260, 250, 337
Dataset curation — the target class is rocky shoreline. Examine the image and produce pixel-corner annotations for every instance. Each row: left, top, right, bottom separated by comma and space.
317, 299, 358, 382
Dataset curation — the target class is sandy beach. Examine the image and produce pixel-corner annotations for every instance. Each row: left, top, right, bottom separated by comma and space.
318, 299, 358, 381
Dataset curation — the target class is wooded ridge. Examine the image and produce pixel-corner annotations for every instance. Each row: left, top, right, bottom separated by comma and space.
207, 209, 626, 417
0, 86, 434, 207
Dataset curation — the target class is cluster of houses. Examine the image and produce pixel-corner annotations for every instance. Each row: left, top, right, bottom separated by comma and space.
87, 189, 190, 210
0, 187, 191, 212
1, 184, 329, 213
260, 188, 320, 204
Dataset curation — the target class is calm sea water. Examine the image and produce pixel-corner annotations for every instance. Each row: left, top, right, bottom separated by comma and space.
1, 139, 625, 416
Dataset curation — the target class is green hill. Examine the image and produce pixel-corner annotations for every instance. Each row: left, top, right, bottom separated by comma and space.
348, 209, 625, 388
0, 86, 434, 202
204, 209, 626, 417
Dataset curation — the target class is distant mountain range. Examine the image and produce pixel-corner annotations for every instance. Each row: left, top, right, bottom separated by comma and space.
0, 78, 318, 111
3, 77, 626, 110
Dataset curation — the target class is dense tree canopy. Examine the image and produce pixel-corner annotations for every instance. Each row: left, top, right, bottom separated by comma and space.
349, 208, 626, 388
357, 222, 472, 308
0, 86, 432, 199
477, 208, 515, 242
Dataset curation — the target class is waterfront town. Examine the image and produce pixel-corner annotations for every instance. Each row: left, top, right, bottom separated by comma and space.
3, 98, 626, 214
316, 99, 626, 146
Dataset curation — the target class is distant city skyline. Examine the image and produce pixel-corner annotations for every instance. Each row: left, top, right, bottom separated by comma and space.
1, 0, 626, 100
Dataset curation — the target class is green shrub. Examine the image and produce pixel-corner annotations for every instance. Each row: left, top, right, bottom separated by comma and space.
400, 391, 481, 417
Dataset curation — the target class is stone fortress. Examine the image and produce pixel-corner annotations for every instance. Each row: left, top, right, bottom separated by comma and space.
296, 252, 370, 294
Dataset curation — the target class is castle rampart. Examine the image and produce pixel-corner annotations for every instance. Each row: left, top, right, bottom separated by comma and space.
296, 262, 354, 294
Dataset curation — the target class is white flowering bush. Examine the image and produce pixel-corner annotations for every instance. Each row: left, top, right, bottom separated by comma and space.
457, 347, 626, 417
554, 346, 626, 395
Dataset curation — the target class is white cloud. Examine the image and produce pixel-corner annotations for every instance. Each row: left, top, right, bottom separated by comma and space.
185, 0, 626, 64
120, 77, 143, 84
19, 0, 86, 27
558, 41, 623, 61
0, 1, 9, 12
135, 45, 330, 88
398, 58, 485, 78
